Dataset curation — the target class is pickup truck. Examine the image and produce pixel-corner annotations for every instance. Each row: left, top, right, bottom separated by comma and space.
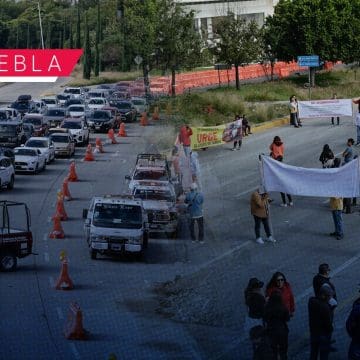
83, 195, 148, 260
0, 201, 33, 271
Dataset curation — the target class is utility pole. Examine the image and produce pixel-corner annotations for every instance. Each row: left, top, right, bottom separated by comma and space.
37, 1, 45, 49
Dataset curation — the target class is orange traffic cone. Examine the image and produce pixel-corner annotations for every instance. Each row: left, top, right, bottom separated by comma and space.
67, 161, 78, 182
54, 191, 68, 221
64, 302, 88, 339
107, 129, 117, 144
140, 112, 148, 126
62, 178, 72, 201
83, 144, 95, 161
95, 138, 104, 153
152, 106, 160, 121
55, 258, 74, 290
117, 122, 127, 137
49, 215, 65, 239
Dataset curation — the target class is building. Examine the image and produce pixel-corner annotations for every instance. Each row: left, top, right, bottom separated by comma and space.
177, 0, 279, 39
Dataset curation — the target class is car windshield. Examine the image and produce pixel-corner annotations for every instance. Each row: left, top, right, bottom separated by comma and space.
89, 99, 104, 104
23, 118, 41, 126
134, 189, 174, 201
47, 109, 65, 117
64, 88, 81, 94
133, 170, 168, 181
132, 100, 145, 105
50, 135, 69, 143
117, 103, 131, 109
93, 203, 142, 229
0, 124, 16, 134
14, 148, 37, 156
88, 93, 102, 98
57, 95, 68, 100
26, 140, 48, 148
69, 106, 84, 112
43, 99, 56, 104
0, 112, 7, 120
61, 122, 81, 129
92, 111, 109, 120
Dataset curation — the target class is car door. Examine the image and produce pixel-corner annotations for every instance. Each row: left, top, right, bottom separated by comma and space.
0, 157, 11, 183
37, 149, 45, 169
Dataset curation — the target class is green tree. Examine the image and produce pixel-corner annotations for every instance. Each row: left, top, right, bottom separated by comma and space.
94, 0, 100, 76
83, 14, 91, 79
211, 14, 262, 90
76, 0, 81, 49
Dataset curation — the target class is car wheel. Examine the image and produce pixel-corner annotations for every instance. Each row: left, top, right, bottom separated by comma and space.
0, 253, 17, 272
90, 249, 97, 260
7, 175, 14, 190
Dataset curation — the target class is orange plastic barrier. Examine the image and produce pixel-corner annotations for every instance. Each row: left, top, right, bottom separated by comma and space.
95, 138, 104, 153
54, 191, 68, 221
117, 122, 127, 137
62, 178, 72, 201
140, 112, 148, 126
49, 215, 65, 239
67, 161, 78, 182
83, 144, 95, 161
55, 258, 74, 290
64, 302, 88, 340
107, 129, 117, 144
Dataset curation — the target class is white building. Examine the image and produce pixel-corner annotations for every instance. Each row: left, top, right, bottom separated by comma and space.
177, 0, 279, 39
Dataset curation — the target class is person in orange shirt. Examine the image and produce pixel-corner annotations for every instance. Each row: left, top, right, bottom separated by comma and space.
269, 136, 293, 207
179, 124, 193, 157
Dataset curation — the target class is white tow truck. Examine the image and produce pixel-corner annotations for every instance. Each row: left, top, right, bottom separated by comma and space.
83, 195, 148, 259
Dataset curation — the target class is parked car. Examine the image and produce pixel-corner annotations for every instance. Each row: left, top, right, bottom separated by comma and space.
0, 110, 10, 121
86, 110, 114, 132
14, 147, 46, 173
41, 96, 58, 108
87, 97, 109, 111
0, 147, 15, 165
0, 108, 20, 121
25, 137, 55, 164
63, 87, 85, 99
64, 98, 84, 108
60, 118, 89, 146
49, 133, 75, 158
22, 114, 49, 136
56, 93, 71, 107
0, 156, 15, 190
102, 106, 121, 128
47, 127, 70, 136
131, 96, 149, 117
32, 100, 47, 114
86, 90, 110, 99
66, 104, 86, 118
113, 100, 137, 122
43, 108, 66, 127
0, 121, 27, 148
22, 123, 35, 141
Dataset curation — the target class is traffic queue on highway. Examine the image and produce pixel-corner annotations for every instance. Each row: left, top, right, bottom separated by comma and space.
0, 82, 150, 190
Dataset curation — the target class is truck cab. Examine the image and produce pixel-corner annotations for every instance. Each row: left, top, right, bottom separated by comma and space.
83, 195, 148, 259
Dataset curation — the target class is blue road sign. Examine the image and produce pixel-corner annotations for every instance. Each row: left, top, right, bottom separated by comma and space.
297, 55, 320, 67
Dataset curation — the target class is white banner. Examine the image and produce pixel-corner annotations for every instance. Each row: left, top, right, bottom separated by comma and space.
261, 156, 360, 198
298, 99, 353, 118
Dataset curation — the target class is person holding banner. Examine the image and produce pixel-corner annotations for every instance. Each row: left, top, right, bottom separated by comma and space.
231, 115, 243, 150
179, 124, 193, 157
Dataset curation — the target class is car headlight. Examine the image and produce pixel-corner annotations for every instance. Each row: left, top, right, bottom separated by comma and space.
128, 237, 141, 244
29, 161, 36, 165
90, 235, 107, 242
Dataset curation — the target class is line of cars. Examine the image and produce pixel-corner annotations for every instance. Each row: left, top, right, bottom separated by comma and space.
82, 153, 180, 260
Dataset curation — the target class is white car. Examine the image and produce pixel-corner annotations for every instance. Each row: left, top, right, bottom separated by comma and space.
66, 104, 86, 118
25, 137, 55, 164
131, 97, 149, 117
0, 156, 15, 190
49, 133, 75, 157
87, 97, 109, 111
61, 118, 90, 146
63, 87, 85, 99
41, 96, 58, 108
14, 147, 46, 173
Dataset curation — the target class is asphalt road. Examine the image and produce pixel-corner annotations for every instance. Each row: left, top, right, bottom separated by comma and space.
1, 80, 360, 360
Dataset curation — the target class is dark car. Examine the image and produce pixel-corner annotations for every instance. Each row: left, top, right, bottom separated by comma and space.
0, 147, 15, 165
0, 121, 27, 148
43, 108, 66, 127
112, 100, 137, 122
17, 94, 32, 102
10, 101, 35, 115
64, 98, 84, 108
22, 114, 48, 136
86, 110, 114, 132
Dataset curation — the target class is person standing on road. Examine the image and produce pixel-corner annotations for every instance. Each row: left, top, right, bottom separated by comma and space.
242, 114, 252, 136
269, 136, 293, 207
313, 264, 338, 314
232, 114, 243, 150
263, 290, 290, 360
289, 95, 300, 128
250, 188, 276, 244
244, 278, 266, 332
319, 144, 335, 168
346, 291, 360, 360
266, 272, 295, 317
179, 124, 193, 157
329, 196, 344, 240
308, 285, 334, 360
189, 150, 201, 190
331, 93, 340, 125
185, 182, 204, 243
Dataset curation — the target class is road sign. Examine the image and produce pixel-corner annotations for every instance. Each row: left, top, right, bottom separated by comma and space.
297, 55, 319, 67
134, 55, 143, 65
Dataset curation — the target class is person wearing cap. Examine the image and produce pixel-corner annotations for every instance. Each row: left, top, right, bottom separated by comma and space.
184, 183, 204, 243
250, 188, 276, 244
308, 285, 334, 360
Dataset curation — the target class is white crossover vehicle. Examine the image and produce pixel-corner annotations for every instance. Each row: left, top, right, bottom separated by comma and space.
25, 137, 55, 164
0, 156, 15, 190
87, 97, 109, 111
61, 118, 90, 146
14, 147, 46, 173
66, 104, 86, 118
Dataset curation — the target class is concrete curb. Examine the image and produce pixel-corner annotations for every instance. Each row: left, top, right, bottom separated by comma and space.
251, 117, 289, 133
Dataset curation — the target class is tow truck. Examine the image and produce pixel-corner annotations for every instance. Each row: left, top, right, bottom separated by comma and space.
0, 201, 34, 271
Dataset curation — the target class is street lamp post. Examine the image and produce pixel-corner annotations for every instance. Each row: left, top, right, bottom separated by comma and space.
37, 1, 45, 49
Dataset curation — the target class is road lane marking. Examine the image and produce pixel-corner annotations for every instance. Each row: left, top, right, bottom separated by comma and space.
44, 252, 49, 262
69, 343, 81, 359
48, 276, 54, 287
56, 307, 64, 320
235, 186, 258, 198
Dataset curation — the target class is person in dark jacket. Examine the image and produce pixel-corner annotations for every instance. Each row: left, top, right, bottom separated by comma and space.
313, 263, 337, 302
346, 293, 360, 360
244, 278, 266, 321
263, 290, 290, 360
308, 285, 334, 360
319, 144, 335, 168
